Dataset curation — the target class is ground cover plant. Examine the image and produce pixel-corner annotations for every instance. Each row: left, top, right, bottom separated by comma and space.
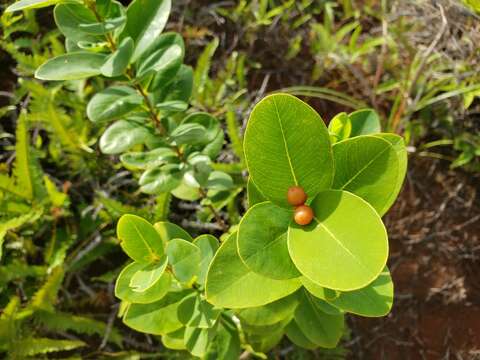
0, 0, 479, 359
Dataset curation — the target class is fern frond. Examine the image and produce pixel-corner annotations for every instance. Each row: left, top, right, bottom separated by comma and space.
29, 267, 65, 312
0, 173, 28, 199
14, 112, 47, 201
0, 209, 42, 259
0, 296, 20, 351
35, 310, 122, 346
0, 262, 46, 286
16, 337, 85, 357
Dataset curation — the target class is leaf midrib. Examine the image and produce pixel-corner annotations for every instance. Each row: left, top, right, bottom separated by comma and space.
272, 97, 298, 185
338, 144, 390, 190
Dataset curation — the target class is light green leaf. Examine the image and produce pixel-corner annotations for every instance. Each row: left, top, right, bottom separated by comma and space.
115, 262, 171, 303
101, 37, 134, 77
327, 267, 393, 317
120, 147, 177, 169
166, 238, 201, 283
117, 214, 164, 263
87, 86, 143, 123
288, 190, 388, 291
293, 290, 344, 348
374, 133, 408, 214
129, 256, 168, 292
237, 293, 298, 326
154, 221, 193, 244
349, 109, 381, 136
123, 290, 191, 335
244, 94, 333, 207
35, 52, 107, 81
122, 0, 172, 61
6, 0, 59, 12
99, 120, 153, 154
237, 202, 300, 279
332, 135, 399, 215
162, 328, 186, 350
184, 326, 216, 358
177, 294, 221, 328
301, 277, 338, 301
328, 112, 351, 142
139, 164, 183, 194
205, 233, 301, 308
193, 235, 219, 285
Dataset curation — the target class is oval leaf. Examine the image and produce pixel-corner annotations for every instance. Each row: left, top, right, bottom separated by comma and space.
237, 202, 300, 279
115, 262, 171, 303
121, 0, 171, 61
349, 108, 381, 136
288, 190, 388, 291
166, 238, 201, 283
332, 135, 399, 215
117, 214, 164, 263
244, 94, 333, 207
99, 120, 153, 154
35, 52, 107, 81
129, 256, 168, 292
205, 233, 301, 309
7, 0, 59, 12
101, 37, 134, 77
87, 86, 143, 123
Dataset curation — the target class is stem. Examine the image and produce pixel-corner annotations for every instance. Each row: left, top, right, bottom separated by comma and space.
199, 187, 227, 231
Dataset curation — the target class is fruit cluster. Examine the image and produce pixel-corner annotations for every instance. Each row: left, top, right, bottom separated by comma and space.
287, 186, 313, 225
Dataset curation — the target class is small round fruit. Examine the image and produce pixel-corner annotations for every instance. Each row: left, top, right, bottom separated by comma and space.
287, 186, 307, 206
294, 205, 314, 226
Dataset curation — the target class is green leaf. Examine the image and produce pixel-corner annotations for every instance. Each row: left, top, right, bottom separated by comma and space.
156, 65, 194, 103
101, 37, 134, 77
237, 202, 300, 279
328, 112, 351, 142
374, 133, 408, 213
205, 321, 241, 360
122, 0, 172, 61
177, 294, 221, 328
181, 112, 221, 144
162, 328, 186, 350
54, 3, 101, 43
115, 262, 171, 303
16, 338, 85, 357
332, 135, 399, 215
193, 235, 219, 285
129, 256, 168, 292
349, 109, 381, 136
293, 290, 344, 348
137, 33, 184, 90
326, 267, 393, 317
247, 178, 267, 208
35, 52, 107, 81
206, 171, 233, 191
120, 147, 177, 169
117, 214, 165, 263
285, 320, 318, 350
123, 290, 192, 335
244, 94, 333, 207
184, 326, 216, 358
6, 0, 59, 12
237, 293, 298, 326
99, 120, 153, 154
205, 233, 301, 308
166, 238, 201, 283
288, 190, 388, 291
153, 221, 193, 244
301, 277, 338, 301
139, 164, 183, 194
156, 100, 188, 113
170, 123, 208, 146
193, 37, 218, 99
87, 86, 143, 123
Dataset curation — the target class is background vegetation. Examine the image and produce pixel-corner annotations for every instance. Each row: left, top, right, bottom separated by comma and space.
0, 0, 479, 358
